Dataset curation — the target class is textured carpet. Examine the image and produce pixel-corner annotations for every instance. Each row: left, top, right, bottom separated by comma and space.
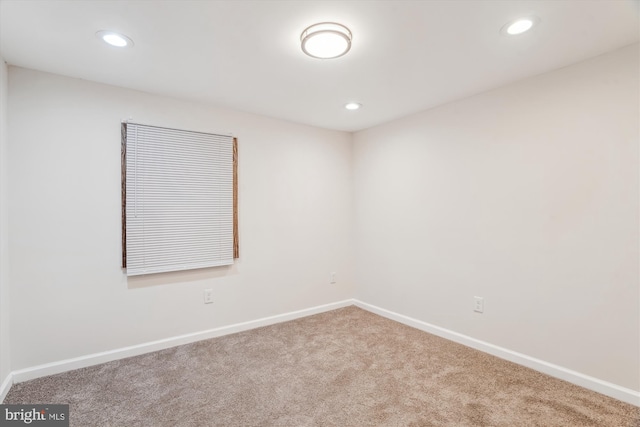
4, 306, 639, 426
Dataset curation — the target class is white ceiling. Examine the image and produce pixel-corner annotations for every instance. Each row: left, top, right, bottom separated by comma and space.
1, 0, 638, 132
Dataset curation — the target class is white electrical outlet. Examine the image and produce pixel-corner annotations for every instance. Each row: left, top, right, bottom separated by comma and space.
330, 272, 337, 284
473, 296, 484, 313
204, 289, 213, 304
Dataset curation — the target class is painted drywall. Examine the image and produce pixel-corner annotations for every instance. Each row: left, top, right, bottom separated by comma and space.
353, 44, 639, 391
7, 67, 354, 370
0, 59, 10, 390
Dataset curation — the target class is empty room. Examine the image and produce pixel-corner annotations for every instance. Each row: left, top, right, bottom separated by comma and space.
0, 0, 638, 426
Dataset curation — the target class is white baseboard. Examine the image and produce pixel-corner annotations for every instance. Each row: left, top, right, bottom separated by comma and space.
0, 372, 12, 403
11, 299, 354, 384
7, 298, 639, 407
353, 299, 640, 407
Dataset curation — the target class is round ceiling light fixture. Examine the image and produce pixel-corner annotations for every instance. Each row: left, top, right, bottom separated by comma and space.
345, 102, 361, 110
501, 16, 539, 35
96, 30, 134, 47
301, 22, 352, 59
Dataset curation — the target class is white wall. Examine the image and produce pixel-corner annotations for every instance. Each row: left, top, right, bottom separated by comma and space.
7, 67, 354, 370
0, 59, 10, 389
353, 44, 639, 391
5, 44, 639, 397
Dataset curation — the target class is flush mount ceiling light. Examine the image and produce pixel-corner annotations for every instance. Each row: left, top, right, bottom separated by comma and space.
345, 102, 362, 110
96, 30, 134, 47
501, 16, 540, 35
301, 22, 352, 59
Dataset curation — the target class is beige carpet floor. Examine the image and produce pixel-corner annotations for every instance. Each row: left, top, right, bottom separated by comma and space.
4, 306, 639, 426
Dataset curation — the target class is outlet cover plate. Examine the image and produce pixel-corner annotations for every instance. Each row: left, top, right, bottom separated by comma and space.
204, 289, 213, 304
474, 296, 484, 313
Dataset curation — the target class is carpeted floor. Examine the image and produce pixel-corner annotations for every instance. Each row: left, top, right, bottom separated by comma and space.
4, 306, 639, 426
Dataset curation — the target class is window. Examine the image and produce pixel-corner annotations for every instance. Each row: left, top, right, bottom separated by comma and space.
121, 122, 238, 276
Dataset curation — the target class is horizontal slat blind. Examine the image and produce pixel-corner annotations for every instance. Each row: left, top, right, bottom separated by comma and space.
124, 123, 234, 276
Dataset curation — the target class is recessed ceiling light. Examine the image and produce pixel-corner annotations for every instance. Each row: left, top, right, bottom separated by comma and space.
301, 22, 352, 59
96, 30, 134, 47
345, 102, 361, 110
501, 16, 540, 35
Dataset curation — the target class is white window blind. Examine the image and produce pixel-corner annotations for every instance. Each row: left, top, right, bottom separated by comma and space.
123, 122, 235, 276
